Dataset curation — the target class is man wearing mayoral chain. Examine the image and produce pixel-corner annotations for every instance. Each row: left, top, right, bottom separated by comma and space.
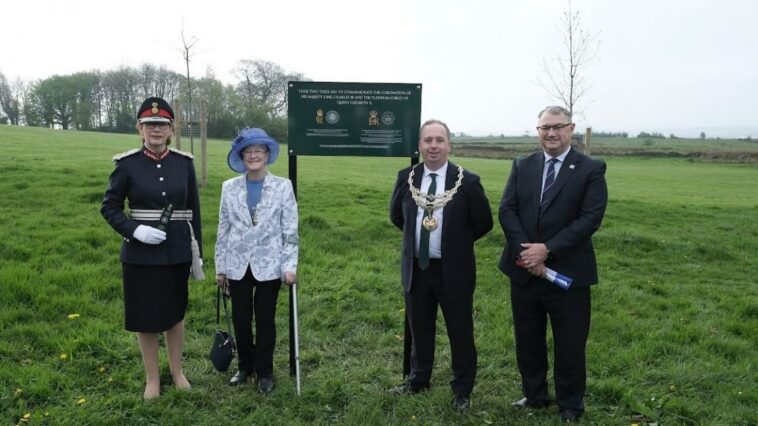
389, 119, 493, 411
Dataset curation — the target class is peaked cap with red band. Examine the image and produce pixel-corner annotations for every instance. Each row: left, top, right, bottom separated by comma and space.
137, 96, 174, 123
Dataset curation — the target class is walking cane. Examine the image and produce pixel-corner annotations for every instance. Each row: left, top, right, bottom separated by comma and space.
287, 154, 301, 395
290, 283, 302, 395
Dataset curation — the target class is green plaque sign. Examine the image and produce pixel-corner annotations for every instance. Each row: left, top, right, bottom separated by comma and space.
287, 81, 422, 157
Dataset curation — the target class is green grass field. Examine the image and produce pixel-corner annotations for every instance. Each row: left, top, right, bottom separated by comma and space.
453, 135, 758, 163
1, 125, 756, 425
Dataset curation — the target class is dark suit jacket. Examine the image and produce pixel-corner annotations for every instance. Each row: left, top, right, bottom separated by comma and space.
498, 148, 607, 287
390, 161, 493, 297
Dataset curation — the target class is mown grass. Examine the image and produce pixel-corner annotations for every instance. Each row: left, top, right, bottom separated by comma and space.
0, 125, 756, 425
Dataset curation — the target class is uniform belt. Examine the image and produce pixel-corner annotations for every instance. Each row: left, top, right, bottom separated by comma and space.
129, 209, 193, 221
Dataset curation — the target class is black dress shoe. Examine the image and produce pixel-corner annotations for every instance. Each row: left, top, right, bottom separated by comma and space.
386, 382, 429, 395
257, 376, 274, 394
557, 409, 582, 422
451, 395, 470, 411
512, 397, 549, 409
229, 370, 251, 386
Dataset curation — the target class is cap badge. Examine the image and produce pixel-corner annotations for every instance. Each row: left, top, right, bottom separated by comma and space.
151, 102, 159, 114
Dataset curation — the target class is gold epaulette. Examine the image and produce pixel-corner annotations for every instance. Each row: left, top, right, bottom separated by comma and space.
112, 148, 140, 162
170, 148, 194, 159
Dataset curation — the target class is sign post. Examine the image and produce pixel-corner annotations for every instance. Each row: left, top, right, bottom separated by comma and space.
286, 81, 422, 381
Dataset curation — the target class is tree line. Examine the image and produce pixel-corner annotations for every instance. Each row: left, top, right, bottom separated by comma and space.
0, 60, 306, 142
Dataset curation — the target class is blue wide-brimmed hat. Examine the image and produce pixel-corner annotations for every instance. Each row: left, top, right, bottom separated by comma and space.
227, 128, 280, 173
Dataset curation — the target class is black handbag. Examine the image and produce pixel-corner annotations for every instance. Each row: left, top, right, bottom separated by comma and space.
209, 287, 236, 372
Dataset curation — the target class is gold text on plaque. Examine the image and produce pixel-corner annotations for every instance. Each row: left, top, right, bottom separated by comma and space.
315, 108, 324, 124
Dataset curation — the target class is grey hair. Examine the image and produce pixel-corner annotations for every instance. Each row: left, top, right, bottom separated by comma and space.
420, 119, 451, 140
538, 106, 572, 121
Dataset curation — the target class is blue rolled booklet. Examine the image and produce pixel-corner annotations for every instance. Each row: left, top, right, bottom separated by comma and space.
516, 258, 573, 291
545, 267, 573, 291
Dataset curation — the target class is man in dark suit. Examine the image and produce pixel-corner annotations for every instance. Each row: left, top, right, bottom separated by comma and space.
498, 106, 607, 422
389, 119, 493, 411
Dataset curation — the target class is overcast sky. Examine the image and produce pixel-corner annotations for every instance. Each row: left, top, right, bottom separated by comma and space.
2, 0, 756, 137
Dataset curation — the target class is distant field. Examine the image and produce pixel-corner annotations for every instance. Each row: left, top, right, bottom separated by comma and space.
453, 135, 758, 162
0, 125, 756, 425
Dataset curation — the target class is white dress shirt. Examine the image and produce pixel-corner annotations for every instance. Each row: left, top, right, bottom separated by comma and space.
415, 162, 448, 259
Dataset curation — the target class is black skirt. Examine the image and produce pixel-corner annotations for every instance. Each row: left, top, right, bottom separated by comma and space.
122, 262, 190, 332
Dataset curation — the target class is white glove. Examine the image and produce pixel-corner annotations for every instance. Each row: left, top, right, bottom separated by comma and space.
133, 225, 167, 245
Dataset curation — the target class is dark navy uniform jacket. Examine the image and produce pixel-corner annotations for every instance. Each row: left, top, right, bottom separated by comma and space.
101, 147, 203, 265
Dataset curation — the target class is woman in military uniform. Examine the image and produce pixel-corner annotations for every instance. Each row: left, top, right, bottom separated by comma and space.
101, 97, 202, 399
214, 128, 298, 394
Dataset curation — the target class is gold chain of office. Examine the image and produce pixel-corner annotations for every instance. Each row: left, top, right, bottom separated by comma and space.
407, 165, 464, 231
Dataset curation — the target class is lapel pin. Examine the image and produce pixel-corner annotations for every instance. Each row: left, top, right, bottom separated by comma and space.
569, 164, 575, 170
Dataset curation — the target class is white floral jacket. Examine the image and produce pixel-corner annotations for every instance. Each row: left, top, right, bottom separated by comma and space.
214, 173, 299, 281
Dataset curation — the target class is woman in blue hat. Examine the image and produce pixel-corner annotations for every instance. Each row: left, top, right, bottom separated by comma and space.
214, 128, 299, 393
